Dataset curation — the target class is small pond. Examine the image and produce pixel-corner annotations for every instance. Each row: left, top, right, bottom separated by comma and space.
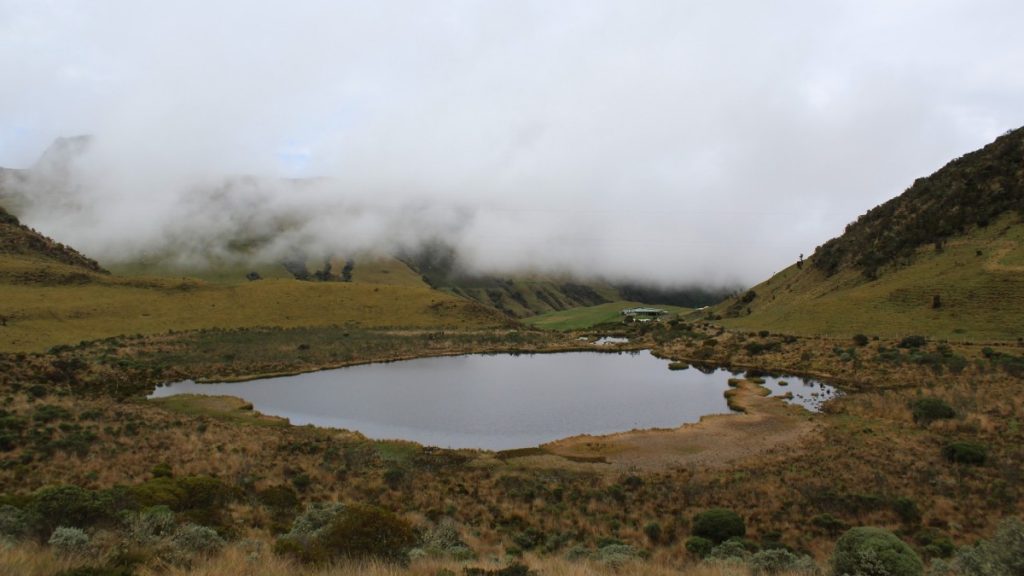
150, 351, 836, 450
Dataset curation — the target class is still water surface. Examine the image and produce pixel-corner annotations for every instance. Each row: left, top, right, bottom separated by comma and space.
151, 351, 835, 450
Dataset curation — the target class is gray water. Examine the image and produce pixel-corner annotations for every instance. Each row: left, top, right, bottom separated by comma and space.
150, 351, 835, 450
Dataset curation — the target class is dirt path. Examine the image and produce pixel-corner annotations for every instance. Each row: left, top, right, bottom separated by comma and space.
528, 380, 820, 472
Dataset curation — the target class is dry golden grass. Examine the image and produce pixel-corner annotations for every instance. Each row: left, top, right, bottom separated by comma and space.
0, 542, 81, 576
0, 543, 818, 576
1, 321, 1021, 571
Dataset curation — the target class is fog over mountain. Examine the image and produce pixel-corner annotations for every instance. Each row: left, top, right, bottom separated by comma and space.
1, 1, 1022, 286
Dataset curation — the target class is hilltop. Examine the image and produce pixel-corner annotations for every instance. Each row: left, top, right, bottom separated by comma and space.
0, 206, 106, 275
716, 127, 1024, 341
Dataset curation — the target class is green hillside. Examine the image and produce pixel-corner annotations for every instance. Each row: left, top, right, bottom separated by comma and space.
716, 127, 1024, 341
523, 301, 690, 330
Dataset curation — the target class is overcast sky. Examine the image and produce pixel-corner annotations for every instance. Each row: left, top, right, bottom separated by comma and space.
1, 1, 1022, 286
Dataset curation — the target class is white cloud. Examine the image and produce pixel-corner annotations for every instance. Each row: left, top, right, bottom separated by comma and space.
0, 0, 1022, 286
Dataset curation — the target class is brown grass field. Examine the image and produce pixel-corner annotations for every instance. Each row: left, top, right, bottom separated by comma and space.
0, 320, 1020, 575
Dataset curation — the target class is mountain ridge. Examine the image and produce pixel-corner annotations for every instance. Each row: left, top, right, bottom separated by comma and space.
715, 126, 1024, 341
813, 126, 1024, 279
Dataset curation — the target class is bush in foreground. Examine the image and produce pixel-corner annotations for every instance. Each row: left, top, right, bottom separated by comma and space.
928, 516, 1023, 576
692, 508, 746, 544
749, 548, 820, 575
831, 527, 922, 576
275, 502, 415, 564
49, 526, 90, 558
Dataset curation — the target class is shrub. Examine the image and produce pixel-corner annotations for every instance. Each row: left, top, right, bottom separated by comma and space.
319, 504, 415, 563
291, 472, 312, 492
175, 475, 232, 511
750, 548, 820, 575
893, 497, 921, 525
852, 334, 870, 347
30, 485, 115, 536
686, 536, 714, 558
693, 508, 746, 544
831, 527, 923, 576
565, 545, 592, 561
421, 518, 474, 559
708, 539, 750, 560
911, 398, 955, 425
258, 485, 299, 510
284, 502, 346, 540
593, 543, 643, 567
898, 335, 927, 349
171, 523, 224, 557
123, 505, 176, 545
512, 527, 545, 550
0, 504, 28, 541
130, 477, 187, 509
942, 442, 987, 465
151, 463, 173, 478
33, 405, 72, 423
953, 516, 1024, 576
49, 526, 90, 557
643, 521, 662, 544
914, 528, 954, 559
276, 502, 415, 564
131, 475, 232, 527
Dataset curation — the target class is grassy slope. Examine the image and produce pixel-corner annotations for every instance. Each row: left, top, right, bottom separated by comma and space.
0, 270, 507, 352
448, 278, 621, 318
718, 213, 1024, 340
0, 205, 505, 352
523, 301, 690, 330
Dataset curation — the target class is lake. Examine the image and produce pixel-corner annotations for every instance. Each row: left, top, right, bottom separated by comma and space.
150, 350, 836, 450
